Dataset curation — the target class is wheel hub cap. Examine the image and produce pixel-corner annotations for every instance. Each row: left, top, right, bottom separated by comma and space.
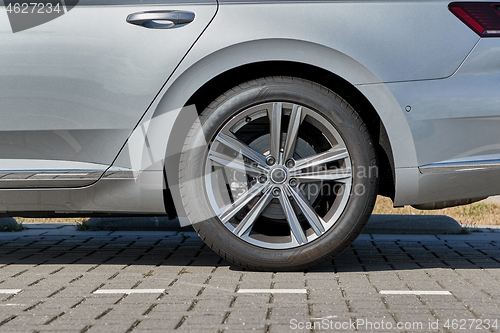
270, 167, 287, 184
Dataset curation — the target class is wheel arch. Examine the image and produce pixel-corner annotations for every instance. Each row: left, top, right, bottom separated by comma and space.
117, 39, 405, 216
183, 61, 396, 200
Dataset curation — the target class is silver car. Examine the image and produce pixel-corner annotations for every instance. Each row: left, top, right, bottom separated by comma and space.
1, 0, 499, 270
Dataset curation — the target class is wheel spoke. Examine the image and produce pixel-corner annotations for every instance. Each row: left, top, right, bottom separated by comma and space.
278, 192, 308, 245
233, 187, 273, 237
291, 148, 349, 172
283, 104, 302, 162
291, 167, 352, 183
287, 185, 325, 236
269, 102, 283, 162
209, 151, 265, 176
215, 132, 268, 167
219, 182, 269, 224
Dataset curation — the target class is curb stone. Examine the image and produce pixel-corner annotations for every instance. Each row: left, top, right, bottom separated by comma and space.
0, 217, 23, 232
1, 214, 464, 234
362, 214, 463, 234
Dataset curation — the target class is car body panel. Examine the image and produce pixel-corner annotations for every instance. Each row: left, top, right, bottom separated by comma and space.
0, 0, 500, 215
0, 0, 217, 188
390, 38, 500, 205
399, 39, 500, 167
211, 1, 479, 84
116, 0, 487, 216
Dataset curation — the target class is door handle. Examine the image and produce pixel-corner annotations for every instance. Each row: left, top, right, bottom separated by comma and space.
126, 11, 195, 29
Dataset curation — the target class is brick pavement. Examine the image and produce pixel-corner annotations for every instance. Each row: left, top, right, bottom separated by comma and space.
0, 223, 499, 332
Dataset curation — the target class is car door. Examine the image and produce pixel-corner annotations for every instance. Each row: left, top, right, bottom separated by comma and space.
0, 0, 217, 188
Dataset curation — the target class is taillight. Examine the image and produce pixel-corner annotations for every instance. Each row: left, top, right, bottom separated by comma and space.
449, 2, 500, 37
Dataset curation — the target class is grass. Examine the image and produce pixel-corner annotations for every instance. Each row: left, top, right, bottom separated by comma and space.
178, 268, 191, 275
16, 217, 88, 224
373, 196, 500, 227
142, 271, 154, 277
75, 221, 90, 231
15, 217, 90, 230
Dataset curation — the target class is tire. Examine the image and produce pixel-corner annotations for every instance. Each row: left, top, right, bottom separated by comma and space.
179, 77, 377, 271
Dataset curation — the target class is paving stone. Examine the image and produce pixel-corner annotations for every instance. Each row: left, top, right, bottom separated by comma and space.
1, 223, 500, 332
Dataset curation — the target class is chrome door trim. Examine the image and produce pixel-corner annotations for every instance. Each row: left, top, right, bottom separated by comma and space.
419, 159, 500, 174
0, 167, 136, 188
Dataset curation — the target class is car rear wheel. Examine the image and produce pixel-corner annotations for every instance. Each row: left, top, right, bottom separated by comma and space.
179, 77, 377, 271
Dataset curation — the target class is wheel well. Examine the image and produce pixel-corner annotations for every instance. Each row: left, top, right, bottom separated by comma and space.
184, 61, 395, 199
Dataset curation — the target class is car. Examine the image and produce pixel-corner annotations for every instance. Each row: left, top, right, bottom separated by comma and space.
1, 0, 499, 270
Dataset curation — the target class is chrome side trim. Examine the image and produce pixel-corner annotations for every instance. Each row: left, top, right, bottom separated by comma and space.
102, 169, 137, 179
419, 159, 500, 174
0, 168, 136, 188
0, 170, 103, 180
